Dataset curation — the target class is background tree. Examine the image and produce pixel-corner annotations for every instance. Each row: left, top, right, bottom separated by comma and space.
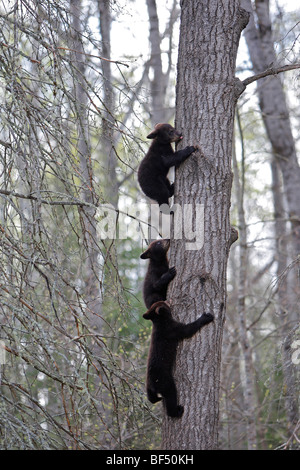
242, 0, 300, 256
145, 0, 179, 125
232, 116, 258, 449
241, 0, 299, 444
0, 0, 154, 449
219, 0, 300, 448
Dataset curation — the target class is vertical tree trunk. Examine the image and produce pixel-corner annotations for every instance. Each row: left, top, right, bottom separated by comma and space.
97, 0, 118, 208
232, 117, 257, 449
70, 0, 103, 330
271, 159, 299, 435
146, 0, 167, 125
146, 0, 180, 126
162, 1, 248, 450
241, 0, 300, 257
241, 0, 299, 435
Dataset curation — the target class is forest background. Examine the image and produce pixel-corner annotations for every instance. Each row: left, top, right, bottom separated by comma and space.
0, 0, 299, 450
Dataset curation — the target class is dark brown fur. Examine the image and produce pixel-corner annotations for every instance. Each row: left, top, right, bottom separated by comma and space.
138, 123, 196, 206
143, 301, 214, 418
140, 239, 176, 309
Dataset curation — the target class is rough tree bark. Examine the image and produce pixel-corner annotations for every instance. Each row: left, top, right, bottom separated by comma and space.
162, 1, 248, 450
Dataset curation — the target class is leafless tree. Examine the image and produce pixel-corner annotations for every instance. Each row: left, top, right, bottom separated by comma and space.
232, 115, 258, 449
0, 0, 153, 450
241, 0, 299, 440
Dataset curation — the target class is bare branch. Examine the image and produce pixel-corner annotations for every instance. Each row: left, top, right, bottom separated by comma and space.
242, 63, 300, 87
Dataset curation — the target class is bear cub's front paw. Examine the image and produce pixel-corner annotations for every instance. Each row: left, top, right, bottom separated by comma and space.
185, 145, 196, 154
202, 312, 214, 324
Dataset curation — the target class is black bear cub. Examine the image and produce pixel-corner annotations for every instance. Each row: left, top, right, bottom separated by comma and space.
140, 239, 176, 309
138, 123, 196, 206
143, 301, 214, 418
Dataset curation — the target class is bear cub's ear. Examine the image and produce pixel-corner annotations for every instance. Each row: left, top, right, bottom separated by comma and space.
147, 123, 163, 139
146, 130, 158, 139
155, 302, 171, 316
140, 249, 150, 259
143, 300, 171, 320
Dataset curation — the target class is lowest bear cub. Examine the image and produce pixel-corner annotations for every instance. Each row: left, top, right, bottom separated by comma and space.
140, 239, 176, 309
143, 301, 214, 418
138, 123, 196, 206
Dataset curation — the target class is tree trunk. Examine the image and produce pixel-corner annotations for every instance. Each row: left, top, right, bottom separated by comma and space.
233, 116, 257, 449
241, 0, 300, 257
70, 0, 103, 331
146, 0, 167, 125
161, 1, 248, 450
271, 159, 299, 436
241, 0, 299, 437
145, 0, 179, 126
97, 0, 118, 208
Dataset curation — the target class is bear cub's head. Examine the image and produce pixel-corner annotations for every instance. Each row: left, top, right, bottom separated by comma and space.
147, 123, 183, 144
143, 300, 171, 321
140, 239, 170, 262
